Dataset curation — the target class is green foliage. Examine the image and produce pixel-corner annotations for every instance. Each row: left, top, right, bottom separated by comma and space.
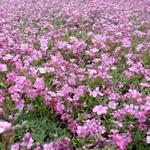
34, 42, 41, 50
83, 77, 104, 90
128, 130, 150, 150
33, 57, 46, 67
14, 96, 72, 144
143, 52, 150, 67
53, 18, 65, 27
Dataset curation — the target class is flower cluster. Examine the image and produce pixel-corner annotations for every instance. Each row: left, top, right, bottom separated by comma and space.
0, 0, 150, 149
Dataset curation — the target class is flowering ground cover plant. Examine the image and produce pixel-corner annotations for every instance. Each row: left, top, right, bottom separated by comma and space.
0, 0, 150, 149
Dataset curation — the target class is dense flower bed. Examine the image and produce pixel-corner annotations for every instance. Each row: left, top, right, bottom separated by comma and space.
0, 0, 150, 149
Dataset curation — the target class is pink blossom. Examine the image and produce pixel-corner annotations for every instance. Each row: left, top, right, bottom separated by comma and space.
43, 143, 54, 150
11, 143, 20, 150
140, 83, 150, 88
34, 78, 45, 91
0, 64, 7, 72
122, 38, 131, 48
108, 101, 118, 109
147, 130, 150, 144
89, 87, 103, 98
0, 121, 12, 134
40, 38, 48, 51
112, 133, 132, 150
93, 105, 108, 115
147, 136, 150, 144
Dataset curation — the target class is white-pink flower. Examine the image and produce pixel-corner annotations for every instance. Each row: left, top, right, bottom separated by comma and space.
122, 38, 131, 48
43, 142, 54, 150
147, 130, 150, 144
0, 64, 7, 72
93, 105, 108, 115
0, 121, 12, 134
147, 136, 150, 144
89, 87, 103, 98
140, 83, 150, 88
34, 78, 45, 91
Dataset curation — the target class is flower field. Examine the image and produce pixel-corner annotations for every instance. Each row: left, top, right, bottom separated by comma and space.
0, 0, 150, 149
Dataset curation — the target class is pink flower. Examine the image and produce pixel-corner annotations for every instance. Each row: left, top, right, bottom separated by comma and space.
57, 41, 67, 49
147, 130, 150, 144
16, 100, 25, 111
113, 121, 123, 128
77, 119, 105, 138
57, 84, 73, 97
89, 87, 103, 98
77, 125, 88, 138
43, 142, 54, 150
137, 44, 145, 51
122, 38, 131, 48
26, 89, 37, 100
0, 64, 7, 72
138, 123, 147, 131
140, 83, 150, 88
34, 78, 45, 91
90, 48, 99, 53
86, 48, 99, 56
93, 105, 108, 115
55, 102, 65, 114
11, 143, 20, 150
112, 133, 132, 150
0, 90, 5, 106
126, 89, 142, 103
6, 72, 16, 83
147, 136, 150, 144
22, 132, 34, 150
35, 144, 42, 150
68, 74, 76, 85
40, 38, 48, 51
108, 101, 118, 109
0, 121, 12, 134
0, 108, 4, 115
